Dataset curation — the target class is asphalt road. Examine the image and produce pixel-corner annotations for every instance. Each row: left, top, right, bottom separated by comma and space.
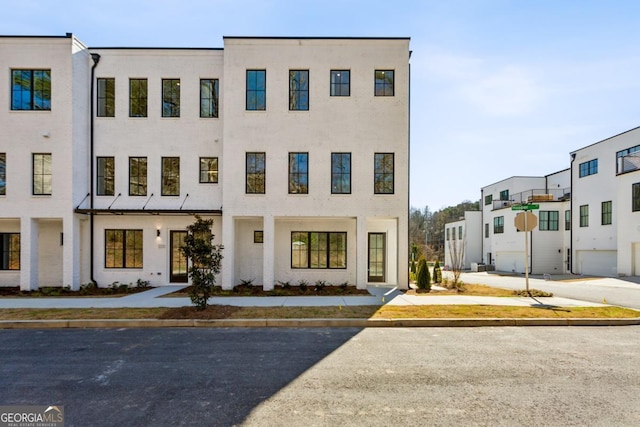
2, 327, 640, 426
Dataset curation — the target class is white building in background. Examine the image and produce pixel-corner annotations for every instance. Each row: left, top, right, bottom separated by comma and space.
444, 211, 481, 270
0, 33, 411, 290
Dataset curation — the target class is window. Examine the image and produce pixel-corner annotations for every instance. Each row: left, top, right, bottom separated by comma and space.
452, 227, 456, 240
499, 190, 509, 201
129, 79, 147, 117
200, 79, 219, 118
199, 157, 218, 184
484, 223, 489, 238
633, 183, 640, 212
246, 70, 266, 110
374, 70, 394, 96
0, 233, 20, 270
330, 70, 350, 96
11, 69, 51, 110
580, 205, 589, 227
162, 79, 180, 117
97, 157, 115, 196
289, 70, 309, 110
0, 153, 5, 196
246, 152, 265, 194
291, 231, 347, 269
374, 153, 394, 194
484, 194, 493, 205
289, 152, 308, 194
494, 216, 504, 234
97, 78, 115, 117
617, 145, 640, 174
458, 226, 463, 239
565, 210, 571, 230
601, 201, 612, 225
105, 229, 143, 268
162, 157, 180, 196
32, 153, 52, 195
539, 211, 559, 231
579, 159, 598, 177
446, 228, 450, 241
331, 153, 351, 194
254, 231, 263, 244
129, 157, 147, 196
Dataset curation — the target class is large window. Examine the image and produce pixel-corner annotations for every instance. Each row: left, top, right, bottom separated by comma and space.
494, 216, 504, 234
97, 157, 115, 196
601, 201, 612, 225
565, 210, 571, 230
199, 157, 218, 183
330, 70, 350, 96
0, 233, 20, 270
484, 194, 493, 205
633, 183, 640, 212
246, 70, 266, 111
129, 157, 147, 196
291, 231, 347, 269
374, 153, 394, 194
11, 69, 51, 110
288, 153, 308, 194
539, 211, 559, 231
200, 79, 219, 118
246, 152, 265, 194
162, 157, 180, 196
97, 78, 115, 117
32, 153, 52, 195
580, 205, 589, 227
129, 78, 147, 117
0, 153, 5, 196
499, 189, 509, 201
289, 70, 309, 110
105, 229, 143, 268
579, 159, 598, 177
374, 70, 394, 96
331, 153, 351, 194
162, 79, 180, 117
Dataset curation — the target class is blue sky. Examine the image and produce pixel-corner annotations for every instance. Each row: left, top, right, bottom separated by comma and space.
3, 0, 640, 210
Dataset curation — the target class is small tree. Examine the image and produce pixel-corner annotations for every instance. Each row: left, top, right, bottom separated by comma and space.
447, 233, 466, 292
416, 259, 431, 292
181, 216, 224, 310
433, 260, 442, 283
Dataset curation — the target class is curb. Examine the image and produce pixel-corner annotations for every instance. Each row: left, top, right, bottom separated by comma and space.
1, 317, 639, 329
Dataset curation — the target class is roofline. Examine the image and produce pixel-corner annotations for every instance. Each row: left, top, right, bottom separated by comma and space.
570, 125, 640, 154
89, 47, 223, 51
0, 33, 73, 39
223, 36, 410, 40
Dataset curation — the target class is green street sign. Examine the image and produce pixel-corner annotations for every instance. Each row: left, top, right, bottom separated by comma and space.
511, 204, 539, 211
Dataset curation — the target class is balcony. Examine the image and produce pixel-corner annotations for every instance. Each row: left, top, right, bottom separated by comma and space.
617, 153, 640, 174
492, 187, 570, 210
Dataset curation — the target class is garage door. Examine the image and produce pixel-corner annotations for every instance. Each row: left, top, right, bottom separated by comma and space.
575, 250, 617, 276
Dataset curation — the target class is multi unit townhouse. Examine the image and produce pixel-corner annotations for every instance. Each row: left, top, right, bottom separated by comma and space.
0, 33, 411, 291
445, 126, 640, 278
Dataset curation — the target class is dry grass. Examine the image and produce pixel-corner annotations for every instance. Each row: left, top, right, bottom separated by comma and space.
410, 284, 513, 297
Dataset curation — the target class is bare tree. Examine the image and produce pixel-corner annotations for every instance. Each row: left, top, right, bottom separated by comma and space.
447, 230, 466, 292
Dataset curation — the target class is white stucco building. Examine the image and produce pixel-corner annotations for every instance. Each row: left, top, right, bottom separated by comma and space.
444, 211, 481, 270
0, 34, 411, 290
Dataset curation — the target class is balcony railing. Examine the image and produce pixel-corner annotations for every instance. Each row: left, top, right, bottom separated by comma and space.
617, 153, 640, 174
492, 187, 571, 210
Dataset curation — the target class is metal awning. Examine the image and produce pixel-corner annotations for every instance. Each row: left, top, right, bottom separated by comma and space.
74, 208, 222, 216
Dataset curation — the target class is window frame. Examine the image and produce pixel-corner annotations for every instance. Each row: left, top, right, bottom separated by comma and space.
97, 77, 115, 117
579, 205, 589, 227
484, 223, 489, 238
330, 70, 350, 96
254, 231, 264, 244
129, 157, 147, 196
493, 216, 504, 234
579, 159, 598, 177
458, 226, 463, 239
374, 70, 394, 96
11, 69, 51, 111
331, 152, 351, 194
633, 183, 640, 212
129, 78, 148, 118
0, 233, 20, 270
374, 153, 394, 194
601, 201, 612, 225
565, 209, 571, 231
289, 70, 309, 111
291, 231, 347, 269
484, 194, 493, 206
32, 153, 52, 196
499, 190, 509, 201
199, 157, 219, 184
161, 78, 180, 117
161, 157, 180, 196
288, 152, 309, 194
97, 156, 115, 196
539, 210, 559, 231
246, 70, 266, 111
246, 152, 266, 194
0, 153, 5, 196
104, 229, 143, 269
200, 78, 219, 118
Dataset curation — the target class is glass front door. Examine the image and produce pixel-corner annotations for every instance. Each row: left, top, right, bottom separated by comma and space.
170, 230, 188, 283
368, 232, 385, 283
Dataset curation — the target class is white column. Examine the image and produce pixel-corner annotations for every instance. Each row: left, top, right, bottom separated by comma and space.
63, 214, 80, 290
397, 216, 409, 289
221, 215, 235, 290
356, 215, 368, 289
20, 218, 39, 291
262, 214, 275, 290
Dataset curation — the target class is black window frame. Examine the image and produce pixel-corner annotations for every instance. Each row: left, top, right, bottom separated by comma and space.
291, 231, 347, 269
97, 156, 115, 196
11, 69, 51, 111
374, 153, 394, 194
0, 153, 5, 196
246, 70, 266, 111
161, 157, 180, 196
254, 230, 263, 244
199, 157, 219, 184
200, 78, 219, 118
494, 216, 504, 234
0, 232, 20, 270
330, 70, 350, 96
97, 77, 115, 117
633, 183, 640, 212
565, 209, 571, 230
374, 70, 394, 96
579, 159, 598, 177
499, 190, 509, 201
129, 157, 147, 196
104, 229, 143, 269
331, 152, 351, 194
580, 205, 589, 227
288, 152, 309, 194
601, 201, 612, 225
539, 210, 559, 231
484, 194, 493, 205
129, 78, 148, 118
246, 152, 266, 194
484, 223, 489, 238
162, 78, 180, 117
289, 70, 309, 111
32, 153, 52, 196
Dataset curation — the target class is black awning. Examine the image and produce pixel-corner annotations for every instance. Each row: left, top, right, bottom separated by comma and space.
74, 208, 222, 216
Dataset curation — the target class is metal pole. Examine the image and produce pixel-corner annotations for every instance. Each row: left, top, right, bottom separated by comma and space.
525, 211, 530, 293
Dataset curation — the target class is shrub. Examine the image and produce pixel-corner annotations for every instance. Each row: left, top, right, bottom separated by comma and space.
339, 281, 349, 291
416, 259, 431, 291
299, 280, 309, 291
314, 280, 327, 293
433, 260, 442, 283
277, 280, 292, 290
136, 279, 150, 289
512, 289, 553, 297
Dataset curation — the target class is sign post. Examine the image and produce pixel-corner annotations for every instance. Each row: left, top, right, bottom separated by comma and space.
512, 205, 539, 293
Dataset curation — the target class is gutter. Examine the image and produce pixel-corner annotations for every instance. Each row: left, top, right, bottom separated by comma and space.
569, 152, 576, 274
89, 53, 101, 285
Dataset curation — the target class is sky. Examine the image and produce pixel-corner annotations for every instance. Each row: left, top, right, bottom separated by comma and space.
2, 0, 640, 210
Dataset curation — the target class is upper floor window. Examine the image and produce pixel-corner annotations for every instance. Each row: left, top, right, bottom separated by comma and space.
617, 145, 640, 174
97, 157, 115, 196
289, 70, 309, 110
0, 233, 20, 270
579, 205, 589, 227
484, 194, 493, 205
161, 157, 180, 196
446, 228, 450, 241
97, 78, 115, 117
565, 209, 571, 230
200, 79, 219, 118
0, 153, 5, 196
374, 153, 394, 194
633, 183, 640, 212
246, 70, 266, 111
499, 189, 509, 201
289, 152, 308, 194
579, 159, 598, 177
374, 70, 394, 96
494, 216, 504, 234
129, 79, 148, 117
601, 201, 612, 225
458, 226, 463, 239
32, 153, 52, 195
105, 229, 143, 269
331, 153, 351, 194
129, 157, 147, 196
246, 152, 265, 194
11, 69, 51, 110
484, 223, 489, 238
539, 211, 559, 231
199, 157, 218, 184
162, 79, 180, 117
330, 70, 350, 96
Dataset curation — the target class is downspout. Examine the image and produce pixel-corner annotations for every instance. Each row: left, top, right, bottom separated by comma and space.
406, 50, 411, 290
90, 53, 101, 285
480, 189, 484, 263
569, 152, 576, 274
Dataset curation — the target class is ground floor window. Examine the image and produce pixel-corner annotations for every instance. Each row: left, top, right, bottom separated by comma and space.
105, 229, 143, 268
0, 233, 20, 270
291, 231, 347, 269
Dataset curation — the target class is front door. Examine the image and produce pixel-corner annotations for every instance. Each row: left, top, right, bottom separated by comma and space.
170, 230, 188, 283
368, 232, 385, 283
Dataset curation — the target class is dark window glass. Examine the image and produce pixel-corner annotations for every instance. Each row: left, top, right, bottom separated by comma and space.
246, 70, 266, 111
330, 70, 350, 96
484, 194, 493, 205
129, 157, 147, 196
484, 223, 489, 238
0, 153, 5, 196
374, 70, 394, 96
11, 69, 51, 110
458, 226, 463, 239
374, 153, 394, 194
289, 70, 309, 110
200, 79, 219, 118
602, 201, 612, 225
494, 216, 504, 234
500, 190, 509, 201
129, 79, 148, 117
246, 152, 266, 194
633, 183, 640, 212
162, 79, 180, 117
199, 157, 218, 183
97, 157, 115, 196
254, 231, 263, 244
331, 153, 351, 194
579, 159, 598, 177
162, 157, 180, 196
105, 229, 143, 268
291, 231, 347, 269
32, 153, 52, 195
289, 152, 308, 194
97, 78, 115, 117
0, 233, 20, 270
540, 211, 559, 231
580, 205, 589, 227
446, 228, 450, 240
565, 210, 571, 230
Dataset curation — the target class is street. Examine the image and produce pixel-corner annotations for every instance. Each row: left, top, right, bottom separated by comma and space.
2, 327, 640, 426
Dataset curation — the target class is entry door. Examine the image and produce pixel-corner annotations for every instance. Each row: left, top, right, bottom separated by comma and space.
368, 233, 385, 283
170, 230, 188, 283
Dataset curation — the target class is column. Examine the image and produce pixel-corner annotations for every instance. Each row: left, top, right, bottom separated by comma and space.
220, 215, 235, 290
63, 214, 80, 290
356, 215, 368, 289
19, 218, 39, 291
262, 214, 275, 290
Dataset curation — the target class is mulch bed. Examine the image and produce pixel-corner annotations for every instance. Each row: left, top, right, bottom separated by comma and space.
0, 286, 150, 297
167, 284, 372, 297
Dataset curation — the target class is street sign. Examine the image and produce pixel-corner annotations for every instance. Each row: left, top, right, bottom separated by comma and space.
511, 204, 539, 211
514, 211, 537, 232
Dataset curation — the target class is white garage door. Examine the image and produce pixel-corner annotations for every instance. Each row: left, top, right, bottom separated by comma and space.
576, 250, 617, 277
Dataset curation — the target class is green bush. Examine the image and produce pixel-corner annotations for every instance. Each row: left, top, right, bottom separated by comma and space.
416, 259, 431, 291
512, 289, 553, 297
433, 260, 442, 283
